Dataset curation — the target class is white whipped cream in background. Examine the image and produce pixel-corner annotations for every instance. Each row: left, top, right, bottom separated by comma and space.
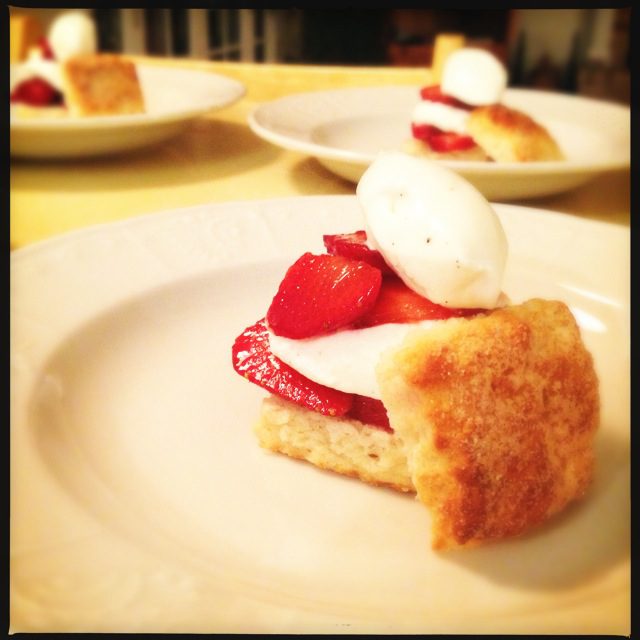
11, 51, 64, 91
358, 152, 508, 309
49, 11, 97, 62
411, 100, 469, 134
10, 11, 97, 93
441, 48, 507, 106
269, 320, 438, 399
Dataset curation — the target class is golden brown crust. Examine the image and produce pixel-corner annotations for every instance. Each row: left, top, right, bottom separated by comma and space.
466, 104, 564, 162
61, 54, 145, 116
255, 396, 414, 492
377, 299, 599, 550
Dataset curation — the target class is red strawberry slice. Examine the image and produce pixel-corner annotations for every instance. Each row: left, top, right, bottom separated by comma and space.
428, 132, 477, 152
356, 276, 483, 327
411, 122, 442, 141
347, 395, 392, 432
37, 36, 56, 60
267, 252, 382, 339
10, 77, 63, 107
323, 230, 393, 274
419, 85, 472, 110
411, 123, 476, 152
232, 318, 353, 416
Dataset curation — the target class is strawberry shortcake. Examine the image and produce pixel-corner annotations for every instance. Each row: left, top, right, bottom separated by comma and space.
405, 48, 564, 162
232, 152, 598, 550
10, 11, 145, 117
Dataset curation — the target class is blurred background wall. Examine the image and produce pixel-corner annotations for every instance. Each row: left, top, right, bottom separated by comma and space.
11, 7, 630, 103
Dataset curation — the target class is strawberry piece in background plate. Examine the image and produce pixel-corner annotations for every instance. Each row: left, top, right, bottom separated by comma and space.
232, 319, 353, 416
37, 36, 56, 60
10, 77, 64, 107
323, 230, 393, 274
411, 123, 476, 152
267, 252, 382, 339
428, 131, 477, 152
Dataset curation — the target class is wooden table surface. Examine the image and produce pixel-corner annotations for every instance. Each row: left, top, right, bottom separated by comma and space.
10, 58, 630, 250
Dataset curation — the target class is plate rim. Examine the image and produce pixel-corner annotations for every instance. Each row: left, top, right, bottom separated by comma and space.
10, 195, 630, 634
10, 194, 629, 261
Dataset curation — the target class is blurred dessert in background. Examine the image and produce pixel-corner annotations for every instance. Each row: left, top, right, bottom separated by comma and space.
405, 39, 564, 162
10, 11, 145, 118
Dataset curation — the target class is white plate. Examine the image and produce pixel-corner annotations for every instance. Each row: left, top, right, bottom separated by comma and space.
11, 197, 629, 633
249, 87, 630, 200
10, 64, 246, 159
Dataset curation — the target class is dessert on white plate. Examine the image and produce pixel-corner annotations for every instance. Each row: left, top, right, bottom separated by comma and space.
232, 151, 599, 550
405, 48, 564, 162
10, 10, 145, 118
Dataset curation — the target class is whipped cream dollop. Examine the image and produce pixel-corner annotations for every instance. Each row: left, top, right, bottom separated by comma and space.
48, 11, 97, 62
441, 48, 507, 106
10, 11, 97, 93
357, 152, 508, 309
411, 100, 469, 133
269, 320, 438, 399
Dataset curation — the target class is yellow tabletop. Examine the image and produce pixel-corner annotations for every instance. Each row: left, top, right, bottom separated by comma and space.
10, 58, 630, 250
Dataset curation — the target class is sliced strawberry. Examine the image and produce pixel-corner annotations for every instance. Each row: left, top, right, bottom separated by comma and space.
10, 77, 63, 107
267, 252, 382, 339
37, 36, 56, 60
323, 230, 393, 274
411, 122, 442, 142
347, 395, 392, 432
419, 85, 472, 110
232, 318, 353, 416
428, 132, 477, 152
411, 122, 476, 152
356, 276, 483, 327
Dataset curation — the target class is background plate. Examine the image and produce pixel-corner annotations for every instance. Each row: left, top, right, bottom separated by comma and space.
10, 64, 246, 159
11, 197, 629, 633
249, 87, 630, 200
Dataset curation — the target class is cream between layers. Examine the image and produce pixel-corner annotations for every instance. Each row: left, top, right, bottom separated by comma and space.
411, 100, 469, 134
268, 320, 438, 399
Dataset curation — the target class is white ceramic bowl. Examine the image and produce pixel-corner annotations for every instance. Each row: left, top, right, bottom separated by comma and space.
249, 86, 630, 200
